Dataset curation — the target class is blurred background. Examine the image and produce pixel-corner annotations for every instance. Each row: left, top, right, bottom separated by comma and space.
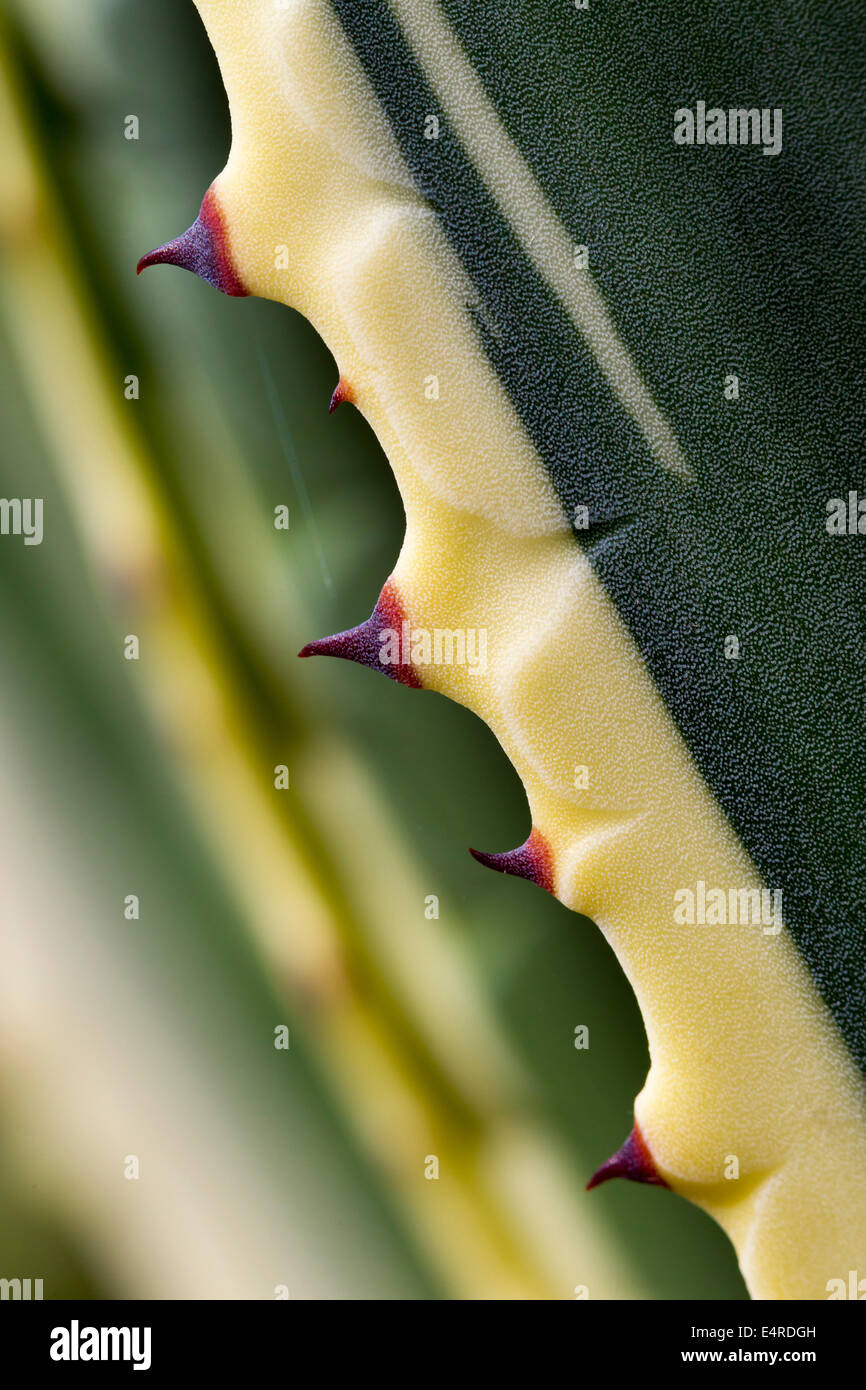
0, 0, 745, 1298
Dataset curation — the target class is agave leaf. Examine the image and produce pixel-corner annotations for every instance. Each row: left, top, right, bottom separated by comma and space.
139, 0, 866, 1298
3, 0, 680, 1297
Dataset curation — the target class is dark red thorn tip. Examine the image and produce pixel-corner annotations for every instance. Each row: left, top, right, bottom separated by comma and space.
298, 579, 422, 689
468, 826, 555, 894
586, 1124, 668, 1192
328, 377, 355, 413
136, 188, 247, 297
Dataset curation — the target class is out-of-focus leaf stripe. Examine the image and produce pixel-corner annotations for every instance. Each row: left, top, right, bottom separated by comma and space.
387, 0, 692, 482
327, 0, 866, 1067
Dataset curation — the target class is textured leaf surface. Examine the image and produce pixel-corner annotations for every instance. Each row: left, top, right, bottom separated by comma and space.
139, 0, 866, 1297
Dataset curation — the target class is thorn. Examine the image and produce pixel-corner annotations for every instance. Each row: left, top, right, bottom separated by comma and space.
328, 377, 355, 413
298, 579, 422, 689
469, 827, 555, 894
137, 187, 247, 296
586, 1124, 668, 1192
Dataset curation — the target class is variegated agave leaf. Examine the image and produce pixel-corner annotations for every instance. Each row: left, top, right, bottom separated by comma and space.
138, 0, 866, 1299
